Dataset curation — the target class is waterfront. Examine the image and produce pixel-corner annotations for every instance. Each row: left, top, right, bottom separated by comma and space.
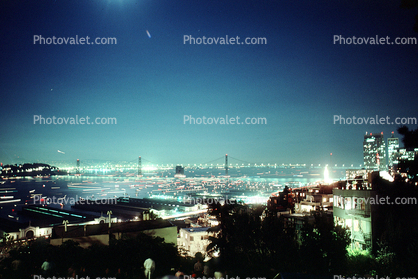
0, 166, 344, 221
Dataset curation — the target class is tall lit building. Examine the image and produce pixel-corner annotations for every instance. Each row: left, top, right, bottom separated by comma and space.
363, 132, 387, 170
174, 165, 186, 178
387, 132, 399, 168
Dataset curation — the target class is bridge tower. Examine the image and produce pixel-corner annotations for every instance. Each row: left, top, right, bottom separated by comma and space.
225, 154, 228, 176
138, 156, 142, 177
76, 159, 80, 175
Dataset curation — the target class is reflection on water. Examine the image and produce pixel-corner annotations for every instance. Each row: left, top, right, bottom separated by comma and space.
0, 169, 342, 217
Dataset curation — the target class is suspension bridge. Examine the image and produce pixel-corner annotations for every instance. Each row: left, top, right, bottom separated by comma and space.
60, 155, 358, 176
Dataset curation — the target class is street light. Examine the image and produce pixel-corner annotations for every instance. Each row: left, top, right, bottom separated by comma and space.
63, 220, 69, 232
107, 211, 112, 228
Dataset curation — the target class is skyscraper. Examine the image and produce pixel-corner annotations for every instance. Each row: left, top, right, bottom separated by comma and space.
174, 165, 185, 178
363, 132, 387, 170
387, 132, 399, 169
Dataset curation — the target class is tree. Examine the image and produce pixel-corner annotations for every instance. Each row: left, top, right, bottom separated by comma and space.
206, 200, 237, 269
261, 214, 299, 274
346, 249, 376, 276
397, 155, 418, 181
397, 125, 418, 148
400, 0, 418, 32
396, 125, 418, 181
371, 177, 418, 276
299, 212, 350, 275
0, 233, 15, 250
207, 202, 299, 278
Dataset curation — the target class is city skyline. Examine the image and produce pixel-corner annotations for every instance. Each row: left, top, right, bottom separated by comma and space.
1, 0, 418, 166
1, 131, 411, 168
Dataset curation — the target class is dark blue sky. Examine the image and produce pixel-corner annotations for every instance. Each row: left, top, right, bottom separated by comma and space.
1, 0, 417, 166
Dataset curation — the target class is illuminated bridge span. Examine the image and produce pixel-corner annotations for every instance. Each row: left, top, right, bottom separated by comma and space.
60, 155, 361, 174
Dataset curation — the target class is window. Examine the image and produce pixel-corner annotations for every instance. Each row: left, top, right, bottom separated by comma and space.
335, 196, 342, 208
356, 198, 364, 210
346, 218, 352, 229
190, 236, 194, 241
353, 219, 359, 232
345, 197, 352, 210
361, 220, 367, 231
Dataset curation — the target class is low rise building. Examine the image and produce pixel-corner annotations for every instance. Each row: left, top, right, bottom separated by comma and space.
293, 185, 335, 213
332, 172, 383, 251
178, 227, 211, 258
333, 188, 375, 251
50, 219, 177, 248
0, 218, 53, 242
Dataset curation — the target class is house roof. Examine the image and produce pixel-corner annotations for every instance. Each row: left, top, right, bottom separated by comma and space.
20, 205, 97, 226
52, 219, 175, 238
181, 227, 210, 233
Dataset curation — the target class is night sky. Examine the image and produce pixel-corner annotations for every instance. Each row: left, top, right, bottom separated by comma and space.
1, 0, 417, 166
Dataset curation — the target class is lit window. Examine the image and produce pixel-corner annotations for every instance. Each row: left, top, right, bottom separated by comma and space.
346, 219, 352, 229
345, 197, 352, 210
353, 220, 359, 231
360, 199, 366, 210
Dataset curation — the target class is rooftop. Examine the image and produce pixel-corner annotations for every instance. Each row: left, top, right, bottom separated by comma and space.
182, 227, 210, 233
52, 219, 175, 238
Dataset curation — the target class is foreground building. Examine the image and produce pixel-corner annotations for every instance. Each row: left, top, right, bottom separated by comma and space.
50, 219, 177, 248
178, 227, 211, 257
333, 172, 381, 251
0, 218, 53, 242
333, 188, 375, 250
293, 185, 335, 213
